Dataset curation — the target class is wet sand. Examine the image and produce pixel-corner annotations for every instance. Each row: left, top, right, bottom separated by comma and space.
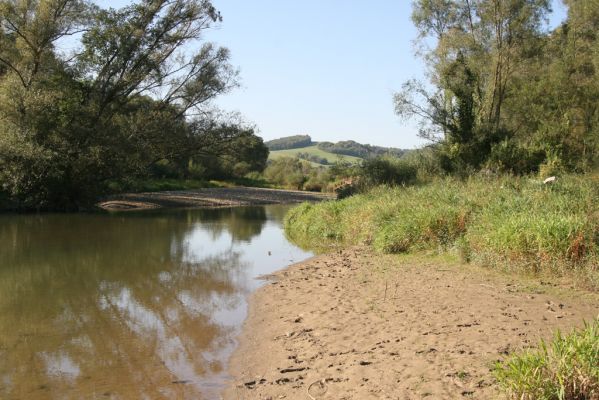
225, 247, 599, 399
98, 187, 333, 210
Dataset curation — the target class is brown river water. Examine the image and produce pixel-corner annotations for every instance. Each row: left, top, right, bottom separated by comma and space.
0, 205, 312, 399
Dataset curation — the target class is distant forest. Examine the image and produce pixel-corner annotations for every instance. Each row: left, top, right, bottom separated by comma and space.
266, 135, 407, 159
265, 135, 313, 151
317, 141, 406, 159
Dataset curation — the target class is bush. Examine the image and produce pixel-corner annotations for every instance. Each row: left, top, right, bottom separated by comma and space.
232, 161, 252, 177
244, 171, 263, 181
539, 153, 565, 179
262, 157, 337, 192
400, 147, 445, 181
487, 140, 546, 174
360, 157, 418, 187
494, 319, 599, 400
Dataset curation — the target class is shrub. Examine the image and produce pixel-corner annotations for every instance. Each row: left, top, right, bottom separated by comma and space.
494, 319, 599, 400
232, 161, 252, 177
487, 140, 546, 174
539, 153, 565, 178
263, 157, 337, 192
360, 157, 417, 187
244, 171, 263, 181
400, 147, 445, 181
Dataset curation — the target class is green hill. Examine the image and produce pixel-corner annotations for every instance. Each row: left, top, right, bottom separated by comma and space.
269, 144, 363, 166
265, 135, 407, 167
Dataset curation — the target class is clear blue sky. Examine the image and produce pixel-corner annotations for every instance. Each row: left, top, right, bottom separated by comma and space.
97, 0, 567, 149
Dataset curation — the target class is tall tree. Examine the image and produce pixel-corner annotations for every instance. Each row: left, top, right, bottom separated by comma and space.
396, 0, 551, 171
0, 0, 251, 210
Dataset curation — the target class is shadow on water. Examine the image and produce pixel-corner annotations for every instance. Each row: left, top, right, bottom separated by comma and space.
0, 205, 311, 399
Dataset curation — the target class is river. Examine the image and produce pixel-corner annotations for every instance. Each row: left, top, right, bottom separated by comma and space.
0, 205, 312, 399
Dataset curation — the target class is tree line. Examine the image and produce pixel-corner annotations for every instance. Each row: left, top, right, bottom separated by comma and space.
396, 0, 598, 175
317, 140, 407, 159
265, 134, 313, 151
266, 135, 408, 159
0, 0, 268, 210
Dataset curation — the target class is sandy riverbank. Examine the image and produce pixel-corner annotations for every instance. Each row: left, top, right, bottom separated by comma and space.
224, 247, 599, 399
97, 187, 334, 210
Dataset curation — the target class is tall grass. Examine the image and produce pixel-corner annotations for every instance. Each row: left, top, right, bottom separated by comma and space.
494, 319, 599, 400
284, 174, 599, 288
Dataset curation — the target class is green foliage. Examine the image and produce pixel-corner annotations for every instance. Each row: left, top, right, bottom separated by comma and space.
494, 319, 599, 400
329, 160, 360, 178
296, 151, 329, 165
263, 157, 308, 190
487, 140, 546, 175
265, 134, 312, 150
262, 157, 335, 191
539, 153, 566, 179
285, 175, 599, 288
0, 0, 267, 211
400, 146, 445, 180
360, 157, 418, 187
190, 129, 269, 180
397, 0, 598, 174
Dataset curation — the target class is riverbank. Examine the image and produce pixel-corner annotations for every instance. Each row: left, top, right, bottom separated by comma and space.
285, 175, 599, 290
97, 187, 334, 210
225, 248, 599, 399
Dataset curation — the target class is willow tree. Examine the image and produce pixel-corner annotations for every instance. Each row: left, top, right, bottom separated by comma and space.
395, 0, 551, 171
0, 0, 243, 209
508, 0, 599, 171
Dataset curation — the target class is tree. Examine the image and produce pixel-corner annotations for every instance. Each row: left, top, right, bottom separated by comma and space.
507, 0, 599, 171
396, 0, 552, 172
187, 122, 269, 179
0, 0, 251, 210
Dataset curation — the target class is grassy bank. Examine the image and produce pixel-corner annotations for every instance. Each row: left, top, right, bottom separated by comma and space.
284, 174, 599, 289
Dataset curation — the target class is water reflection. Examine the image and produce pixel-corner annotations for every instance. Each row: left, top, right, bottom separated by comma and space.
0, 206, 311, 399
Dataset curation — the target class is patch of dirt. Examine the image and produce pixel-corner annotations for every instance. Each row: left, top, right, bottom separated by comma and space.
97, 187, 333, 210
224, 248, 599, 399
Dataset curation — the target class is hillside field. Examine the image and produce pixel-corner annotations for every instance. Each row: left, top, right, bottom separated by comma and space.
268, 144, 363, 165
